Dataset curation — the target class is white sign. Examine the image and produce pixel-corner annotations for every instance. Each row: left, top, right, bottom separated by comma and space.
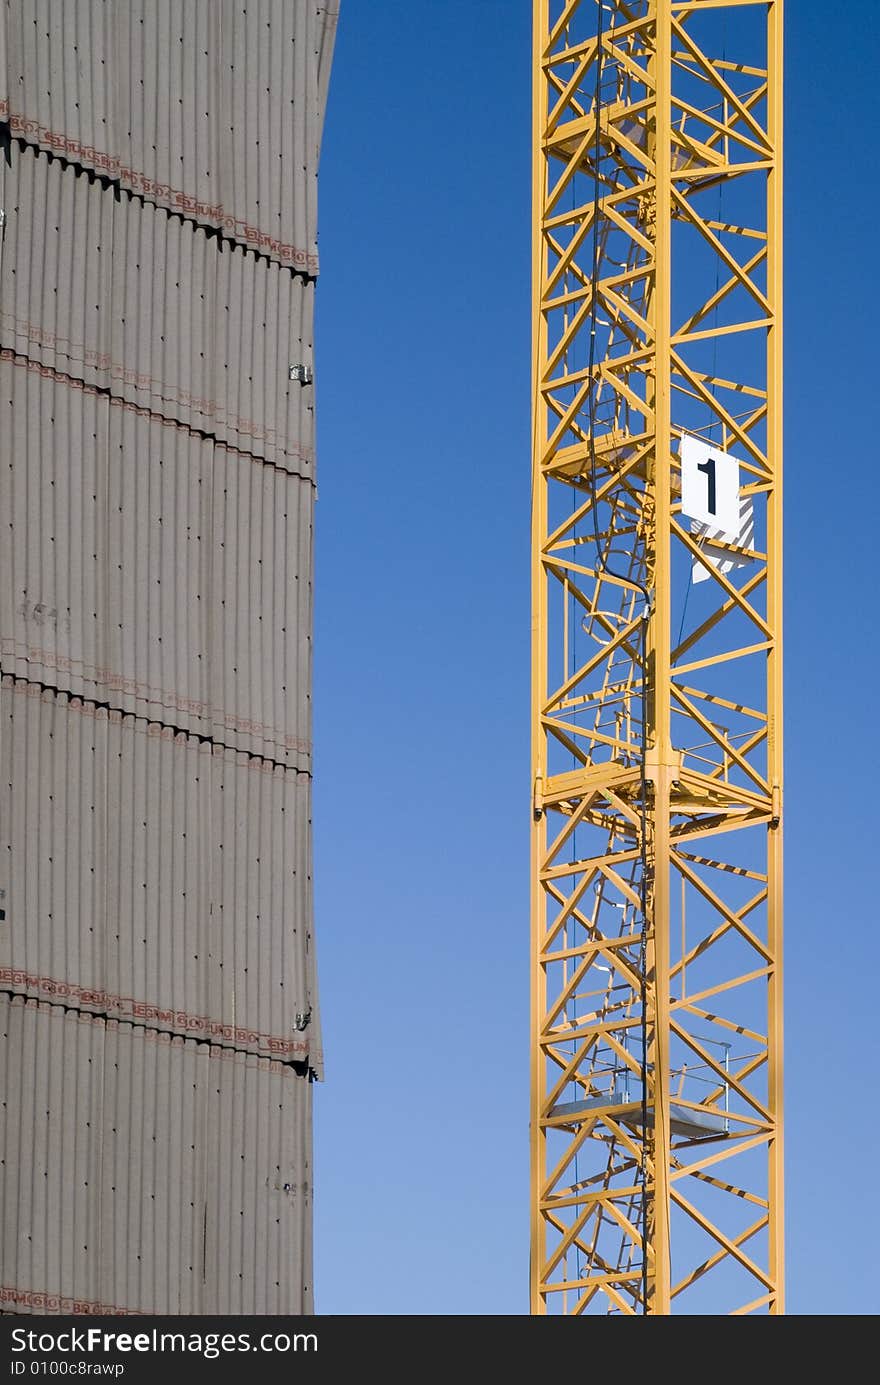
691, 495, 754, 585
680, 434, 741, 536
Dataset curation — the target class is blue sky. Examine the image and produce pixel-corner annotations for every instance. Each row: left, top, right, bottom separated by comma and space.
312, 1, 878, 1315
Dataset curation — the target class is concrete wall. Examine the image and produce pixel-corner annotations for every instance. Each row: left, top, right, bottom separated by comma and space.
0, 0, 337, 1314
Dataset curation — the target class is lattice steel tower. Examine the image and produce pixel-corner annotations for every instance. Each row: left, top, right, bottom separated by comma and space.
530, 0, 783, 1313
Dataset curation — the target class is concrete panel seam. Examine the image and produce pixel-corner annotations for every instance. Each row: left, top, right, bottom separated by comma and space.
0, 672, 314, 776
0, 123, 321, 280
0, 989, 315, 1075
0, 346, 318, 483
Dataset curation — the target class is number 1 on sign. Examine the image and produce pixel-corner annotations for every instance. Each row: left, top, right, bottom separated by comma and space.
680, 433, 740, 535
697, 455, 717, 516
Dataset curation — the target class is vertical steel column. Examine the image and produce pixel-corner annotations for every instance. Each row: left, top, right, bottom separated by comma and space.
765, 0, 785, 1317
530, 0, 551, 1317
646, 1, 673, 1314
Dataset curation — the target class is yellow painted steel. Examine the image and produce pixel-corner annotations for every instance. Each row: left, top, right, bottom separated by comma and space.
530, 0, 783, 1314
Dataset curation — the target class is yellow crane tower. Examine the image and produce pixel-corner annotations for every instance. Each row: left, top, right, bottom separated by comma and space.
530, 0, 783, 1313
